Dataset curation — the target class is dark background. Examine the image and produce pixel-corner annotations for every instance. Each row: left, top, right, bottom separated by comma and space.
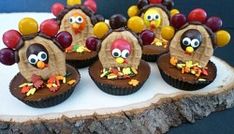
0, 0, 234, 133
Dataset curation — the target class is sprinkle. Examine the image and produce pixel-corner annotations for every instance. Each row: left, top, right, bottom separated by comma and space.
84, 47, 91, 52
107, 74, 118, 80
46, 84, 53, 88
128, 79, 139, 86
176, 63, 185, 69
56, 79, 60, 87
52, 84, 58, 87
122, 68, 132, 75
49, 87, 59, 92
202, 69, 208, 76
56, 76, 65, 80
67, 80, 76, 85
63, 78, 66, 83
21, 86, 31, 94
33, 79, 44, 89
19, 83, 33, 88
131, 67, 138, 74
26, 88, 36, 96
198, 78, 207, 82
100, 68, 109, 78
48, 75, 56, 83
170, 57, 178, 66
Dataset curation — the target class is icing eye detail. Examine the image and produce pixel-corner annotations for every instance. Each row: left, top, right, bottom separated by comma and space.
28, 54, 38, 65
154, 14, 160, 20
76, 16, 83, 23
37, 51, 47, 61
121, 49, 130, 58
147, 15, 154, 21
112, 48, 121, 58
182, 37, 191, 46
69, 17, 76, 24
191, 39, 200, 48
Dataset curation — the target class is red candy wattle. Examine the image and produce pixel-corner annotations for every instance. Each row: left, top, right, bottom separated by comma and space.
51, 3, 64, 17
86, 37, 99, 51
40, 19, 59, 37
56, 32, 73, 49
171, 13, 187, 29
188, 8, 207, 23
149, 0, 162, 4
84, 0, 97, 13
2, 30, 22, 49
206, 16, 223, 32
0, 48, 16, 65
140, 30, 155, 45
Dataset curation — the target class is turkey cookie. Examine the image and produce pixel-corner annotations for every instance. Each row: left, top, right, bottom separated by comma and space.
157, 9, 231, 91
128, 0, 176, 62
51, 0, 104, 68
0, 18, 80, 108
88, 14, 154, 95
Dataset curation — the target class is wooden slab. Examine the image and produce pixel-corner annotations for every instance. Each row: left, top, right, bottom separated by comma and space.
0, 13, 234, 134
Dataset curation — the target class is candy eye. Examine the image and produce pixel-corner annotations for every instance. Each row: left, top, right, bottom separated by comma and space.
69, 17, 76, 24
182, 37, 191, 46
147, 15, 154, 21
37, 51, 47, 61
112, 48, 121, 57
76, 16, 83, 23
154, 14, 160, 20
191, 39, 201, 48
121, 49, 130, 58
28, 54, 38, 65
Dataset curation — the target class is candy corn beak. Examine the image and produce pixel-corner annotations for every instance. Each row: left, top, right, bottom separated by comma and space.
150, 20, 160, 30
72, 23, 80, 30
116, 57, 125, 64
37, 61, 46, 69
186, 46, 194, 54
150, 21, 156, 29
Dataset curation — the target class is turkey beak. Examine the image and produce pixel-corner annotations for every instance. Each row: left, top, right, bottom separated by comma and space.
37, 61, 46, 69
72, 23, 80, 30
185, 46, 194, 54
150, 21, 156, 30
115, 57, 125, 64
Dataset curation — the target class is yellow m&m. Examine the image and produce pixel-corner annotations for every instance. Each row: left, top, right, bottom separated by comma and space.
216, 30, 231, 47
161, 26, 175, 40
127, 16, 144, 33
67, 0, 81, 6
18, 18, 38, 36
93, 22, 109, 39
128, 5, 139, 17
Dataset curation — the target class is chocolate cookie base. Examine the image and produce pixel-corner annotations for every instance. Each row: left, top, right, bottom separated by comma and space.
142, 45, 168, 62
89, 60, 151, 96
157, 53, 217, 91
66, 51, 98, 68
10, 65, 80, 108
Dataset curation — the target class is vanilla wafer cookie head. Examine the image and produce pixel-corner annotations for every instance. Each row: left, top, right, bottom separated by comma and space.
88, 14, 153, 95
157, 8, 231, 91
0, 18, 73, 81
